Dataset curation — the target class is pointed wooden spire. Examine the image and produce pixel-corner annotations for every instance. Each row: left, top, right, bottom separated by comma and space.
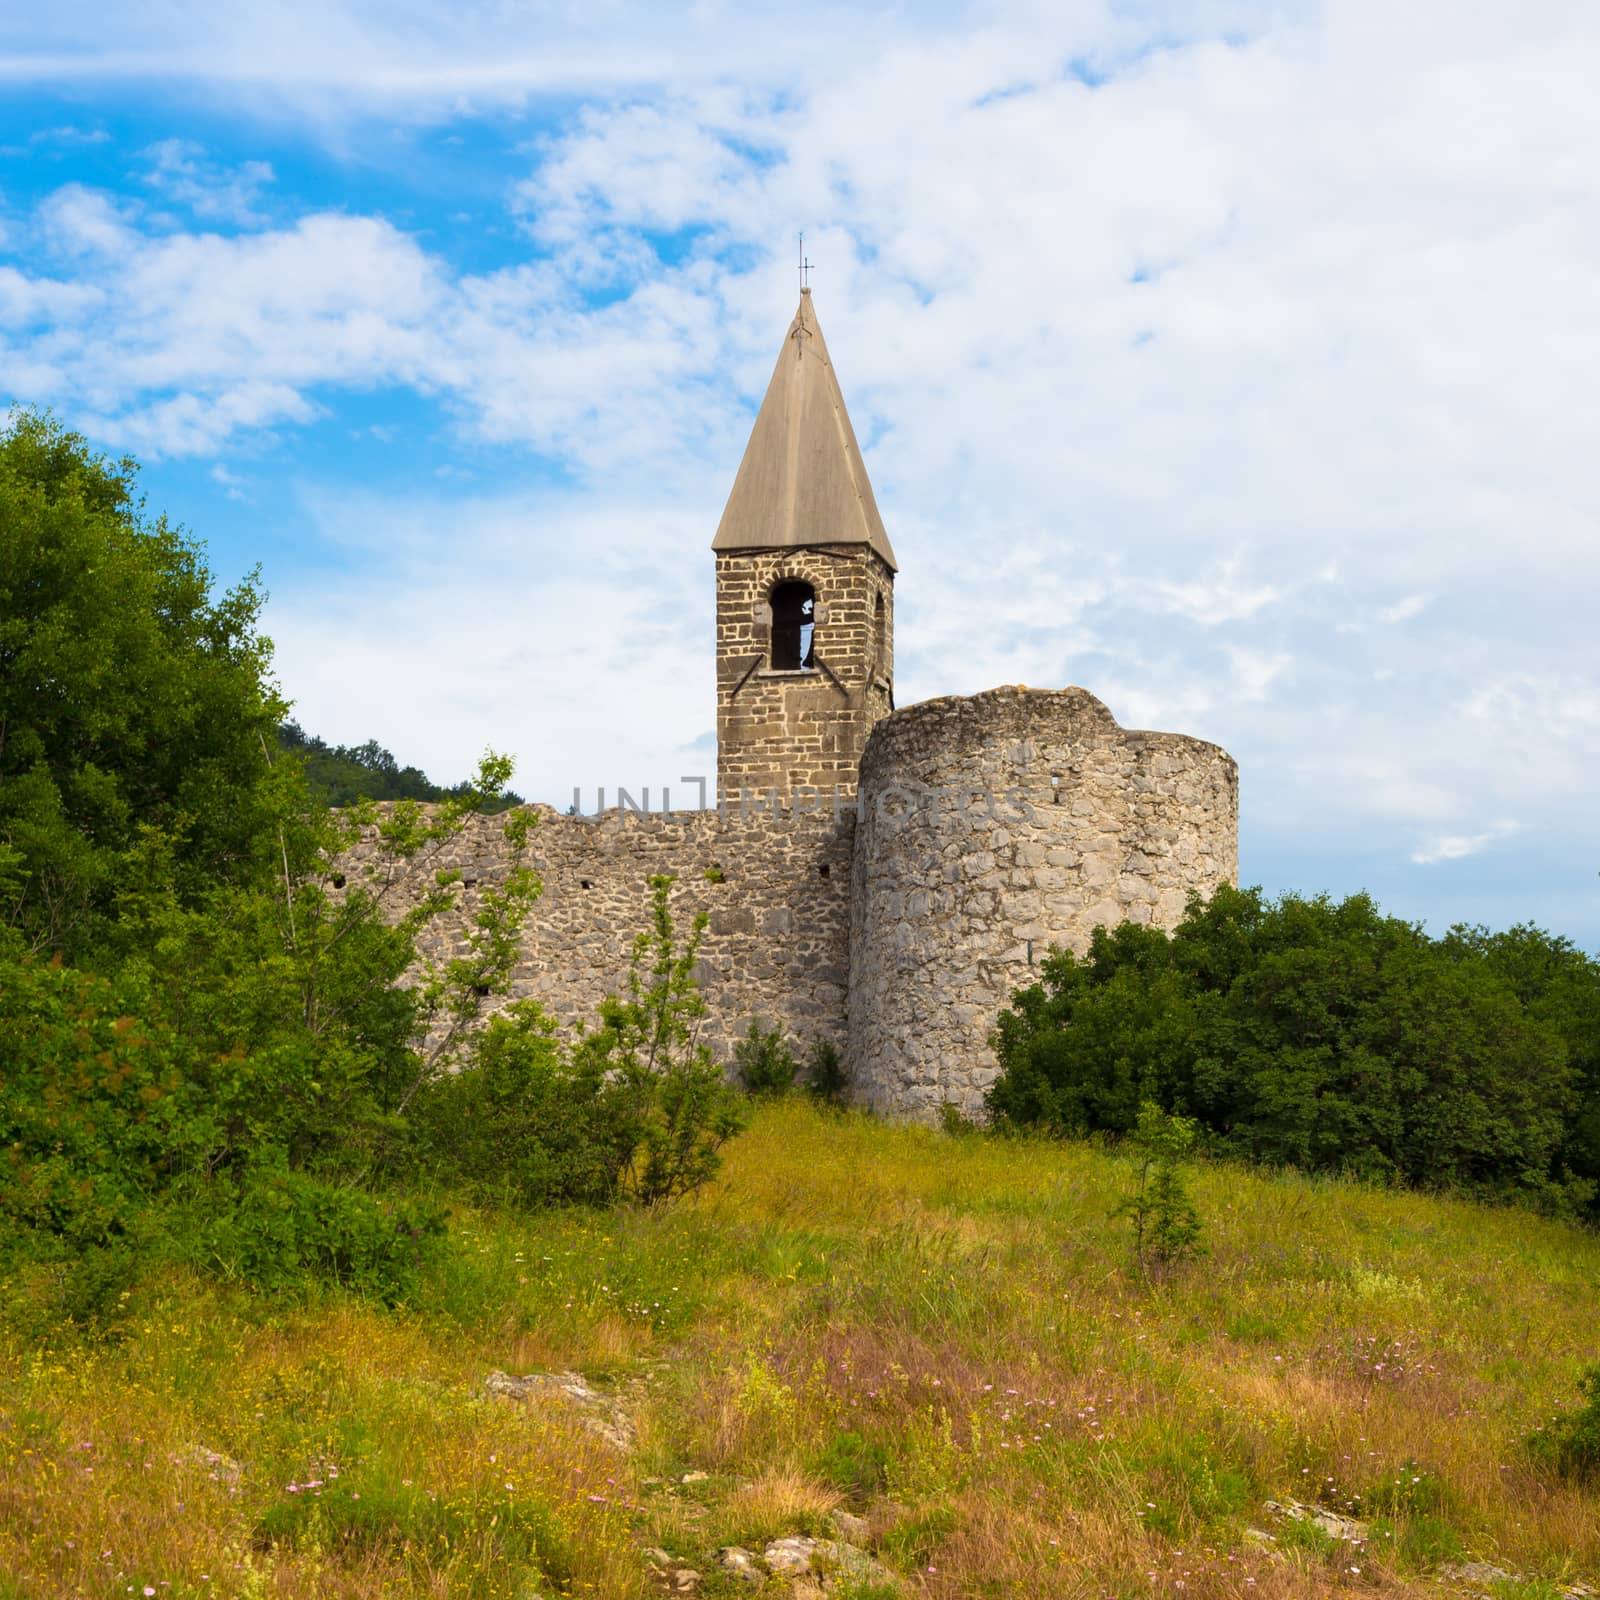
712, 290, 897, 570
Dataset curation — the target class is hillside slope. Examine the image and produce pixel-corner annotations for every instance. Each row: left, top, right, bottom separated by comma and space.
4, 1101, 1598, 1598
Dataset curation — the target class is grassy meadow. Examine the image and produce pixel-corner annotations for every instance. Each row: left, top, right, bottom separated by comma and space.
3, 1099, 1598, 1599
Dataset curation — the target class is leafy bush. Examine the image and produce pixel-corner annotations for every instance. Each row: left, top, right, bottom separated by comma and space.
809, 1429, 892, 1499
1527, 1366, 1600, 1484
0, 950, 192, 1257
1111, 1102, 1205, 1273
988, 886, 1594, 1214
937, 1101, 980, 1136
406, 1002, 640, 1207
573, 876, 747, 1206
805, 1037, 848, 1103
735, 1019, 799, 1097
0, 414, 546, 1300
208, 1156, 447, 1303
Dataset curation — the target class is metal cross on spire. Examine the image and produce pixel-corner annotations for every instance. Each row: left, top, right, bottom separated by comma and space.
798, 232, 813, 292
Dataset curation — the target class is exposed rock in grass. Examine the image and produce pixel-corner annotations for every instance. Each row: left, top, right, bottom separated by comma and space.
482, 1370, 635, 1451
716, 1545, 763, 1586
641, 1546, 701, 1591
761, 1535, 901, 1592
764, 1536, 819, 1576
188, 1445, 244, 1486
1440, 1561, 1519, 1588
1441, 1561, 1598, 1597
1263, 1498, 1369, 1543
830, 1509, 870, 1543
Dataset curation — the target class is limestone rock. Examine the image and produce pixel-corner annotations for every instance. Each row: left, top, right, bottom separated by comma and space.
1263, 1499, 1368, 1543
1441, 1562, 1519, 1589
716, 1546, 762, 1586
829, 1509, 870, 1543
823, 1540, 898, 1589
764, 1536, 820, 1576
761, 1535, 900, 1592
482, 1370, 635, 1452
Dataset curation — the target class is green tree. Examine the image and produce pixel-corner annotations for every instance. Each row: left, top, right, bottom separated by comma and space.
0, 413, 551, 1300
576, 875, 747, 1205
1441, 923, 1600, 1194
0, 747, 540, 1303
988, 885, 1589, 1214
278, 721, 524, 812
0, 411, 281, 957
733, 1018, 799, 1097
1112, 1101, 1206, 1274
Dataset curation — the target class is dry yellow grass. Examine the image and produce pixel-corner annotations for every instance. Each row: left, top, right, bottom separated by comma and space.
4, 1100, 1598, 1598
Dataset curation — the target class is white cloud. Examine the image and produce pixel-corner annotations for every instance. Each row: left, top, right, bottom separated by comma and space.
209, 461, 249, 499
1379, 594, 1433, 625
1411, 820, 1521, 867
265, 488, 717, 799
140, 139, 276, 225
4, 0, 1599, 934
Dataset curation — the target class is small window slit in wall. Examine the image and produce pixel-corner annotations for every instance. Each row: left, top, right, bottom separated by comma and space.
818, 863, 831, 879
1051, 774, 1062, 804
579, 878, 593, 890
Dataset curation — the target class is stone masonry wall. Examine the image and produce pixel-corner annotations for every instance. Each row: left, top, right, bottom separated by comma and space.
716, 545, 894, 799
348, 803, 855, 1067
846, 687, 1239, 1119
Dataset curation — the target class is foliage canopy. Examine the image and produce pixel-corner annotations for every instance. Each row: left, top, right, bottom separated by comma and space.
988, 884, 1599, 1217
0, 418, 746, 1318
0, 411, 282, 957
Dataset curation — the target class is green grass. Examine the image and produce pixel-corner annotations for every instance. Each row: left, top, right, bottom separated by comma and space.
4, 1099, 1599, 1597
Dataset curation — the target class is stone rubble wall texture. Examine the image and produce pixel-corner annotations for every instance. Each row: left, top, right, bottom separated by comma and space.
348, 688, 1237, 1120
846, 686, 1240, 1118
348, 804, 856, 1067
715, 544, 894, 800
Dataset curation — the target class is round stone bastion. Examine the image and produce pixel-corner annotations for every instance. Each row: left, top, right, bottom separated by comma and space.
846, 685, 1238, 1119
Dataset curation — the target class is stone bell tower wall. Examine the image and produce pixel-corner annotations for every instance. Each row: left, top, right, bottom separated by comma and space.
715, 544, 893, 800
846, 686, 1239, 1119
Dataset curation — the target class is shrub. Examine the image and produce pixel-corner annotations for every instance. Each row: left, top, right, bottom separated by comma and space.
406, 1002, 641, 1207
207, 1155, 447, 1303
1111, 1102, 1205, 1274
988, 886, 1592, 1213
1527, 1365, 1600, 1484
0, 950, 193, 1259
937, 1101, 980, 1136
805, 1037, 849, 1104
576, 876, 747, 1205
735, 1019, 799, 1097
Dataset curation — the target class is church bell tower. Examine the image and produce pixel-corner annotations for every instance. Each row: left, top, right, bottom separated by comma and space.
712, 289, 897, 802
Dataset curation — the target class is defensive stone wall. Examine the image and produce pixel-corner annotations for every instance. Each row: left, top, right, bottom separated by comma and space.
846, 686, 1239, 1118
351, 804, 855, 1067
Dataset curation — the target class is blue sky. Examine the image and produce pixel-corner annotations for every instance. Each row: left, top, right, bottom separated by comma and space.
2, 0, 1598, 947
